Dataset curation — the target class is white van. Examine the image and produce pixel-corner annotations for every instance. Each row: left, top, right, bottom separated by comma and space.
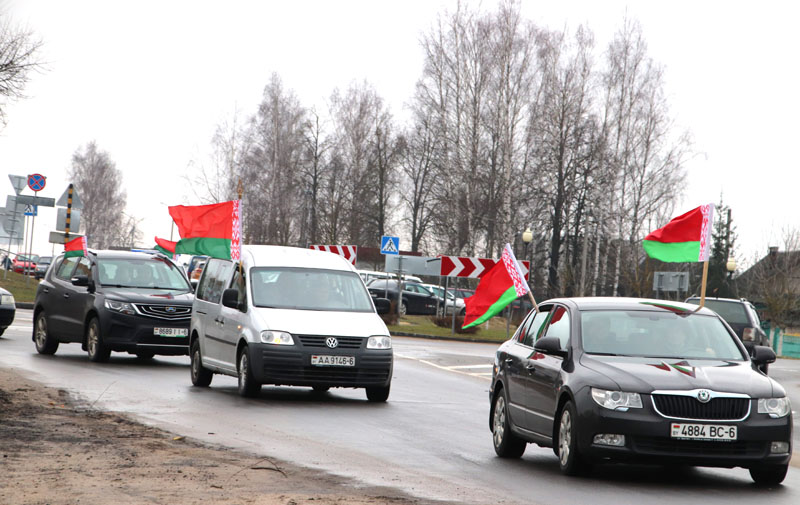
190, 245, 393, 401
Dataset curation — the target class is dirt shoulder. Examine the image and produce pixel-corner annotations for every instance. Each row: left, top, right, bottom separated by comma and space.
0, 366, 438, 505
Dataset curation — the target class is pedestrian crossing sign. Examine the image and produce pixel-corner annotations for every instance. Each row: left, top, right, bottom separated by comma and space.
380, 236, 399, 255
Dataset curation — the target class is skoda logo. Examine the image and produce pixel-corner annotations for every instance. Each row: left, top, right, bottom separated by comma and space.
697, 389, 711, 403
165, 306, 177, 313
325, 337, 339, 349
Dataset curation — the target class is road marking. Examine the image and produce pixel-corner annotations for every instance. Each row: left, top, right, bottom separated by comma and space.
395, 352, 492, 381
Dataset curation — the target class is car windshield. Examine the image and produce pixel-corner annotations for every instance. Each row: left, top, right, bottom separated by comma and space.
428, 286, 454, 299
685, 299, 749, 325
581, 310, 747, 360
251, 267, 375, 312
17, 255, 38, 262
97, 257, 191, 290
39, 256, 52, 265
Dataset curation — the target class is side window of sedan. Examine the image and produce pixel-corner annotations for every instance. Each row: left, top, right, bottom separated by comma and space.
55, 257, 79, 280
523, 309, 551, 347
542, 306, 570, 349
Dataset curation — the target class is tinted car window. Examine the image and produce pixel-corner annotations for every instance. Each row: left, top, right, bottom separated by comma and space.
544, 306, 570, 349
196, 259, 233, 303
517, 309, 550, 347
97, 257, 190, 290
687, 299, 749, 325
230, 266, 247, 310
581, 310, 746, 360
56, 257, 79, 280
251, 267, 374, 312
73, 257, 92, 277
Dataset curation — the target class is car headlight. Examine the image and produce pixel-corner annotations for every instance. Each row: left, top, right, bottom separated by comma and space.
1, 294, 14, 305
367, 336, 392, 349
758, 397, 791, 418
260, 330, 294, 345
591, 388, 643, 411
104, 299, 136, 315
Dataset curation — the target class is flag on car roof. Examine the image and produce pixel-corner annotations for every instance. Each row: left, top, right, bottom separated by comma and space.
64, 236, 88, 258
642, 204, 714, 262
155, 200, 242, 260
462, 244, 530, 329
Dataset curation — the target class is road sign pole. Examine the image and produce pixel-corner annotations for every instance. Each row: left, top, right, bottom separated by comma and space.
25, 191, 40, 285
65, 184, 73, 243
3, 202, 20, 280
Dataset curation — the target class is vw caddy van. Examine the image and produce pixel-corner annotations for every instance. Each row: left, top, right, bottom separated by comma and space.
189, 245, 394, 401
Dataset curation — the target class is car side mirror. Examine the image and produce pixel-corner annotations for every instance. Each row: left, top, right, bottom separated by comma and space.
221, 288, 240, 309
751, 345, 776, 366
71, 275, 89, 287
533, 336, 568, 358
373, 297, 391, 315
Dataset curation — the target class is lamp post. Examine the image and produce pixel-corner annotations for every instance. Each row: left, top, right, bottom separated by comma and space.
522, 227, 532, 282
726, 256, 736, 297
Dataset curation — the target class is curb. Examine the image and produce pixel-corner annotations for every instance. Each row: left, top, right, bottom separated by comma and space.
14, 302, 34, 310
390, 331, 502, 345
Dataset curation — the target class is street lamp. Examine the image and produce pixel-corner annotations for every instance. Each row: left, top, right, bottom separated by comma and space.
522, 227, 533, 286
726, 256, 736, 278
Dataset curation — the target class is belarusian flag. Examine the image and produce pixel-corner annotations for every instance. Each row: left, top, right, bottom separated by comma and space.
64, 236, 88, 258
157, 200, 242, 260
643, 204, 714, 262
462, 244, 530, 329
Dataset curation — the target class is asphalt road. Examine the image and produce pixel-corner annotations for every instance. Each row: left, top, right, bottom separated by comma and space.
2, 308, 800, 505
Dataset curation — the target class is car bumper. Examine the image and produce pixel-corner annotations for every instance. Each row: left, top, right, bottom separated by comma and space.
99, 310, 190, 356
574, 388, 793, 468
0, 305, 15, 329
247, 342, 393, 388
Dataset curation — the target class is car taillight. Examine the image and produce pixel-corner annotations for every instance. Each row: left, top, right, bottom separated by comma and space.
743, 328, 756, 342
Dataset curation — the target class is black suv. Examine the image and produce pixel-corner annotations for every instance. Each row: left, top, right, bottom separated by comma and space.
684, 297, 769, 349
32, 250, 194, 361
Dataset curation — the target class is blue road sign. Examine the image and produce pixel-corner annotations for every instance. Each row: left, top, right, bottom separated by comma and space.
380, 236, 399, 255
23, 204, 38, 217
28, 173, 46, 192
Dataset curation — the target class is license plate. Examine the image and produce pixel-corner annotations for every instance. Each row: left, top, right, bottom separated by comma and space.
311, 355, 355, 367
153, 327, 188, 337
670, 423, 737, 441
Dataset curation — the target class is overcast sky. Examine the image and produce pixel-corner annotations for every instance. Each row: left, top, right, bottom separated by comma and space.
1, 0, 798, 270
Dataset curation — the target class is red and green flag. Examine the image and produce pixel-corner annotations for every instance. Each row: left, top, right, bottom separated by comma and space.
462, 244, 530, 329
155, 200, 242, 260
643, 204, 714, 262
64, 236, 88, 258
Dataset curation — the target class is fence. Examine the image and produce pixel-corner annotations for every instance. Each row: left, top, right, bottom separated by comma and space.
767, 327, 800, 359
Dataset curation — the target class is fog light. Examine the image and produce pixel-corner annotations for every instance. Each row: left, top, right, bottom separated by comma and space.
770, 441, 790, 454
593, 434, 625, 447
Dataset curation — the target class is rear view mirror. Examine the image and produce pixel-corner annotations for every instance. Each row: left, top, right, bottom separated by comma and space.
751, 345, 776, 366
71, 275, 89, 287
373, 297, 391, 315
221, 288, 240, 309
533, 336, 568, 358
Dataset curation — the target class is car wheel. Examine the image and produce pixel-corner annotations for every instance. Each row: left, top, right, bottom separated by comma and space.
190, 340, 213, 387
557, 401, 591, 475
492, 388, 526, 458
86, 317, 111, 363
749, 463, 788, 486
312, 385, 330, 395
399, 301, 408, 316
237, 347, 261, 397
135, 351, 155, 360
366, 383, 390, 402
34, 312, 59, 355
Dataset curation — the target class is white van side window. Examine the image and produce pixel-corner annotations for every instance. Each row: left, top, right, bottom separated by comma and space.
196, 259, 233, 303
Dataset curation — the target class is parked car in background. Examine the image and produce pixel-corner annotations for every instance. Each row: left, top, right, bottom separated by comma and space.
684, 297, 769, 349
34, 256, 53, 280
12, 254, 38, 275
366, 279, 441, 315
190, 260, 206, 289
422, 283, 466, 315
0, 287, 15, 336
449, 288, 475, 300
358, 270, 396, 284
33, 250, 194, 361
190, 245, 393, 401
187, 255, 208, 279
490, 297, 790, 485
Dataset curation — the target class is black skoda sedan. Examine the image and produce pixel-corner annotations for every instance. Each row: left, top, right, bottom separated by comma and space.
490, 297, 792, 485
33, 250, 193, 361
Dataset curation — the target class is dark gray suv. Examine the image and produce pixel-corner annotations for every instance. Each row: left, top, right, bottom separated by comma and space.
684, 297, 769, 348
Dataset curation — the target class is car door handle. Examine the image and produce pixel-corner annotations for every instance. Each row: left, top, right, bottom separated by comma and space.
42, 288, 50, 293
63, 293, 70, 299
505, 358, 513, 364
525, 364, 536, 371
215, 317, 224, 324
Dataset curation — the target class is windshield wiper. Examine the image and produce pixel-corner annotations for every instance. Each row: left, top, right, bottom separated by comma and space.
587, 351, 620, 356
101, 284, 138, 288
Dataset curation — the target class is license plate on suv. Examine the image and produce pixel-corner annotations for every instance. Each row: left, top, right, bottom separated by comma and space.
670, 423, 737, 441
153, 327, 188, 337
311, 355, 355, 367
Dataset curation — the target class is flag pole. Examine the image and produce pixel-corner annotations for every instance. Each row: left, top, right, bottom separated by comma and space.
527, 290, 539, 314
697, 260, 709, 311
237, 178, 243, 275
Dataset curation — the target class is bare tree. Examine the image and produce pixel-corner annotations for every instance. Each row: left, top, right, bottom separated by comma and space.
741, 232, 800, 329
68, 141, 127, 249
0, 15, 43, 125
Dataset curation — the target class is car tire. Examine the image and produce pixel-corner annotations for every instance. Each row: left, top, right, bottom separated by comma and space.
557, 401, 591, 475
33, 312, 59, 355
312, 385, 330, 394
492, 388, 526, 458
749, 463, 788, 486
366, 383, 390, 402
237, 347, 261, 397
399, 301, 408, 316
190, 340, 213, 387
135, 351, 155, 360
86, 317, 111, 363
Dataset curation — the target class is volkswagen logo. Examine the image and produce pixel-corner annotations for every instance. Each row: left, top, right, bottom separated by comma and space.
325, 337, 339, 349
697, 389, 712, 403
165, 306, 177, 313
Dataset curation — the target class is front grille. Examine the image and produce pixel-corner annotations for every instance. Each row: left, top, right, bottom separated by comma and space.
296, 335, 364, 349
259, 349, 391, 386
652, 394, 750, 420
633, 437, 767, 457
134, 304, 192, 321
